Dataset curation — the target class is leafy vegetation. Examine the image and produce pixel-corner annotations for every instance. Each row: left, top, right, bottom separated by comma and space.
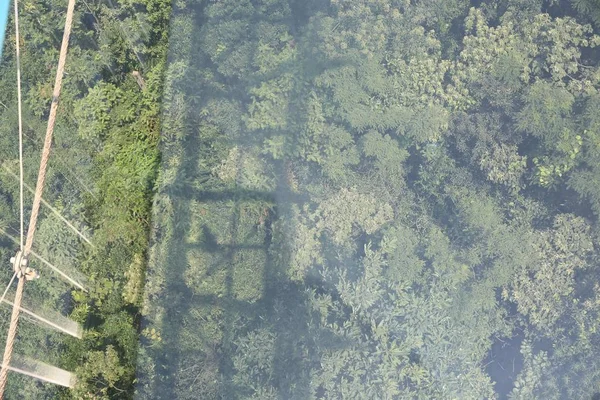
1, 0, 600, 399
137, 0, 600, 399
0, 0, 169, 398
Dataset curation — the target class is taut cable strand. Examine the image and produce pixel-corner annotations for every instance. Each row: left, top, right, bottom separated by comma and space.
1, 165, 95, 247
0, 278, 23, 396
0, 274, 16, 307
24, 0, 76, 258
0, 0, 77, 396
15, 0, 24, 252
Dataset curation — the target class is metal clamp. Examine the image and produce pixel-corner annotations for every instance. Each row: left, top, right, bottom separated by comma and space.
10, 251, 27, 276
10, 251, 37, 280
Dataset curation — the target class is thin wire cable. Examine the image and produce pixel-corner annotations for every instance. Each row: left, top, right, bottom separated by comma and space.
0, 2, 25, 394
0, 102, 99, 201
1, 165, 95, 247
14, 0, 24, 252
0, 0, 77, 395
0, 274, 16, 308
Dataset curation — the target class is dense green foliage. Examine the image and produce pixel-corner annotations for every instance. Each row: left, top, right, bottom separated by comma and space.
2, 0, 600, 399
0, 0, 169, 398
137, 0, 600, 399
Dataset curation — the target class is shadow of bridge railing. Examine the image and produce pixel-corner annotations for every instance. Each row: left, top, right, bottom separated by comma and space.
134, 0, 346, 398
170, 187, 308, 205
137, 170, 325, 399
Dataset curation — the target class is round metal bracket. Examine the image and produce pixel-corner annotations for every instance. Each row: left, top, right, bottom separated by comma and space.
10, 250, 28, 278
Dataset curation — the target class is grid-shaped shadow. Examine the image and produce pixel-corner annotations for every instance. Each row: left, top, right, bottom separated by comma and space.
133, 1, 352, 398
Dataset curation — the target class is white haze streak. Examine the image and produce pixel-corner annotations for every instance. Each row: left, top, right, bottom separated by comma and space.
4, 355, 76, 387
1, 297, 82, 339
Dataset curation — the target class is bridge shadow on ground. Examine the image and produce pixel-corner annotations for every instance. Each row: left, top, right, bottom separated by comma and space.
138, 129, 326, 399
134, 0, 348, 397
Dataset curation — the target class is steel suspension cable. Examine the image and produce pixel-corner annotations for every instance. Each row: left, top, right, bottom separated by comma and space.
0, 0, 77, 395
0, 278, 23, 396
24, 0, 76, 258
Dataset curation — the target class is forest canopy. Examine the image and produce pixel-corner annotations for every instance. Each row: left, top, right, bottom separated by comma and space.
0, 0, 169, 398
136, 0, 600, 399
2, 0, 600, 399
